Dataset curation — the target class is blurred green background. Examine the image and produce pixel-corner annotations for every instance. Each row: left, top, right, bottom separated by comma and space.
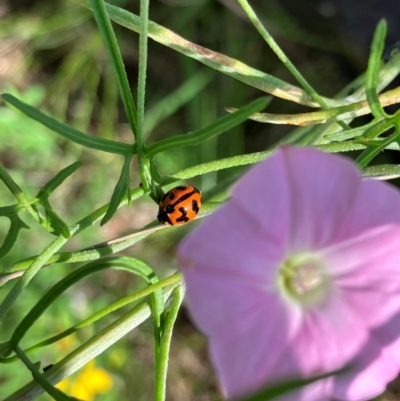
1, 0, 400, 400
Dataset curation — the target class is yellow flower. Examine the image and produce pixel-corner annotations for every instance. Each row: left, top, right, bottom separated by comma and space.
56, 360, 113, 401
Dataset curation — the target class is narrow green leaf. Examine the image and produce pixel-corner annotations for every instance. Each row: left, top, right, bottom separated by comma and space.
134, 0, 152, 195
73, 0, 338, 108
0, 162, 40, 221
136, 0, 149, 149
236, 0, 327, 109
101, 156, 133, 225
37, 161, 83, 199
238, 367, 348, 401
4, 286, 177, 401
1, 203, 221, 284
362, 164, 400, 180
146, 97, 270, 156
41, 199, 71, 239
89, 0, 137, 137
0, 235, 69, 324
226, 86, 400, 126
162, 141, 374, 184
2, 94, 132, 156
366, 20, 389, 119
326, 120, 378, 142
144, 71, 214, 136
155, 285, 184, 401
356, 131, 399, 168
0, 213, 29, 260
10, 256, 161, 347
13, 346, 84, 401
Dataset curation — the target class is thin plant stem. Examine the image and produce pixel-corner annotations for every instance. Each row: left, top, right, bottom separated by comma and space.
236, 0, 349, 130
154, 285, 184, 401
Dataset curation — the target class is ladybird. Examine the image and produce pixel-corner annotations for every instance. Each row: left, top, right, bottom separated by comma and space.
157, 185, 202, 226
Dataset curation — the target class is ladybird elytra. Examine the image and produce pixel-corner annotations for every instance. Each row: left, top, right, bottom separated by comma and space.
157, 185, 202, 226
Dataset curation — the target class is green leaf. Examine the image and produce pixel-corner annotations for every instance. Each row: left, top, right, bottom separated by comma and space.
0, 211, 29, 260
238, 367, 348, 401
356, 131, 399, 168
13, 346, 84, 401
74, 0, 338, 108
364, 118, 395, 140
155, 285, 184, 401
366, 20, 389, 119
362, 164, 400, 180
41, 199, 71, 239
0, 234, 70, 324
101, 156, 133, 225
2, 94, 132, 156
89, 0, 137, 137
0, 162, 40, 221
236, 0, 330, 111
144, 70, 214, 136
37, 161, 83, 199
9, 256, 162, 347
146, 97, 271, 156
4, 283, 178, 401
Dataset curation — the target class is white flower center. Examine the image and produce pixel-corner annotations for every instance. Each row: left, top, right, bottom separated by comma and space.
278, 253, 330, 307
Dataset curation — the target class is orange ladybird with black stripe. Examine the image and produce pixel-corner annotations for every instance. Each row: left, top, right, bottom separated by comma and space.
157, 185, 202, 226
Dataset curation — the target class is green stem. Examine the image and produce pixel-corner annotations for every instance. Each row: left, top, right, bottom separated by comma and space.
136, 0, 152, 193
0, 163, 40, 221
89, 0, 138, 137
13, 346, 80, 401
155, 285, 184, 401
0, 235, 69, 323
1, 273, 182, 364
4, 289, 176, 401
236, 0, 349, 130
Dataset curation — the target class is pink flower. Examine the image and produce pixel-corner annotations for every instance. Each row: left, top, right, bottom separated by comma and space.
178, 146, 400, 401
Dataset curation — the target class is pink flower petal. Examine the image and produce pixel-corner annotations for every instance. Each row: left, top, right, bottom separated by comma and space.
183, 268, 288, 336
369, 309, 400, 368
206, 296, 301, 398
332, 333, 399, 401
321, 225, 400, 327
179, 201, 285, 283
231, 147, 362, 253
280, 147, 361, 252
230, 148, 291, 246
333, 178, 400, 243
233, 147, 361, 252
